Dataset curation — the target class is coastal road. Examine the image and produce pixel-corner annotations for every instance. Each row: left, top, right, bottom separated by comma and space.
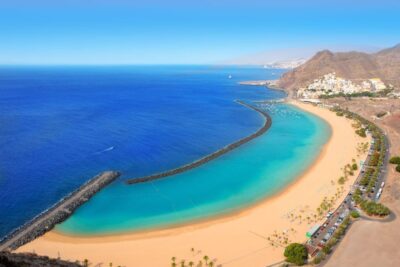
0, 171, 119, 251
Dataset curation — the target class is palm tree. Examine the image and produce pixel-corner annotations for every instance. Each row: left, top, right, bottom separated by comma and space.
209, 262, 214, 267
180, 259, 185, 267
171, 263, 177, 267
109, 263, 113, 267
172, 257, 176, 263
203, 255, 209, 264
83, 259, 89, 267
188, 261, 194, 267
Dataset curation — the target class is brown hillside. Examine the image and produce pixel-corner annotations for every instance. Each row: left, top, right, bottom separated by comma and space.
278, 44, 400, 94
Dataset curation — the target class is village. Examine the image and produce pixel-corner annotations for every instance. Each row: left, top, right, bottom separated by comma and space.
297, 73, 392, 99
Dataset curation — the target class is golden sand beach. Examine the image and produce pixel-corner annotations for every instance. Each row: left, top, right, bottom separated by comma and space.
17, 101, 369, 267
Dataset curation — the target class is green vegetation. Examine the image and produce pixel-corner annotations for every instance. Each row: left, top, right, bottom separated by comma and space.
353, 188, 363, 204
284, 243, 308, 266
313, 216, 351, 264
312, 253, 325, 264
360, 200, 390, 216
390, 156, 400, 173
350, 210, 360, 218
359, 168, 374, 186
351, 163, 358, 171
171, 249, 217, 267
369, 152, 381, 166
319, 88, 393, 99
330, 107, 391, 217
355, 128, 367, 137
389, 156, 400, 164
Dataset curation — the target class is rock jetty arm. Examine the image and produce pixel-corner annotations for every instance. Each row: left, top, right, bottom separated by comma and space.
0, 171, 120, 251
126, 101, 272, 185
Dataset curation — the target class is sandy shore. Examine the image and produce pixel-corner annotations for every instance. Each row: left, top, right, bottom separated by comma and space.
17, 101, 369, 267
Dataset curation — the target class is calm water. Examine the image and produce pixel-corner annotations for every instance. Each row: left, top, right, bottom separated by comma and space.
58, 103, 330, 235
0, 65, 289, 237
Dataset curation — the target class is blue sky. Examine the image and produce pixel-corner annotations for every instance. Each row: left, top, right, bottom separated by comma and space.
0, 0, 399, 64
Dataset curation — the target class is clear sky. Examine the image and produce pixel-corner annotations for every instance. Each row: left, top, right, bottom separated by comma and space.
1, 0, 399, 64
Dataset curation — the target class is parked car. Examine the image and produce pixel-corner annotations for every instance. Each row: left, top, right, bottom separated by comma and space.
328, 227, 336, 234
322, 233, 331, 242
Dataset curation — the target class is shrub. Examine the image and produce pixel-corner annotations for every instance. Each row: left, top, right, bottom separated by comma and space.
396, 165, 400, 173
322, 244, 332, 254
312, 252, 326, 265
336, 112, 344, 117
360, 201, 390, 216
338, 177, 346, 185
350, 210, 360, 218
369, 153, 380, 166
352, 163, 358, 171
355, 128, 366, 137
284, 243, 308, 266
389, 156, 400, 164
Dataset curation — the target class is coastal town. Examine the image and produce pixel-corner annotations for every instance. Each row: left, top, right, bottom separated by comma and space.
296, 73, 392, 99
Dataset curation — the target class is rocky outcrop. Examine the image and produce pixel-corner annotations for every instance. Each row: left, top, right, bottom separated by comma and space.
0, 252, 83, 267
0, 251, 82, 267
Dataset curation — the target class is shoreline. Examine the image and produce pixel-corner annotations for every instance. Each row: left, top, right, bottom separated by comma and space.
0, 171, 120, 251
126, 100, 272, 184
50, 130, 331, 242
239, 79, 289, 96
17, 101, 368, 267
49, 101, 331, 240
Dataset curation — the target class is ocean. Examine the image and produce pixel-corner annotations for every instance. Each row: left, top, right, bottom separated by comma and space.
0, 66, 329, 237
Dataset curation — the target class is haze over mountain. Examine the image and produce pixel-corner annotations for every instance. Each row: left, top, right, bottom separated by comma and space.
223, 45, 381, 66
278, 44, 400, 94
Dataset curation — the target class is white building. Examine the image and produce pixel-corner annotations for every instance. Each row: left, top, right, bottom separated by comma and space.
297, 73, 387, 99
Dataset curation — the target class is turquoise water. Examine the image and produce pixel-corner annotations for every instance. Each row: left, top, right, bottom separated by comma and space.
57, 103, 331, 235
0, 65, 287, 237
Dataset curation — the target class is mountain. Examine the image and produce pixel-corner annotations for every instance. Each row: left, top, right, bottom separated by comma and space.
278, 44, 400, 95
263, 59, 307, 69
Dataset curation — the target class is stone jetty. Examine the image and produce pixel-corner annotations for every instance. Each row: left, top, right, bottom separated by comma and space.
0, 171, 120, 251
126, 101, 272, 185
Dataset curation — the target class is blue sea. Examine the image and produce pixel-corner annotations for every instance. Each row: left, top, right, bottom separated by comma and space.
0, 66, 329, 237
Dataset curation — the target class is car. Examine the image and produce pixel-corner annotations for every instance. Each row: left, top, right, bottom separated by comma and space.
322, 233, 331, 242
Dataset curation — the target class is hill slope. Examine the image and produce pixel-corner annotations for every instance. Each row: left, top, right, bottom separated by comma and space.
278, 44, 400, 95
